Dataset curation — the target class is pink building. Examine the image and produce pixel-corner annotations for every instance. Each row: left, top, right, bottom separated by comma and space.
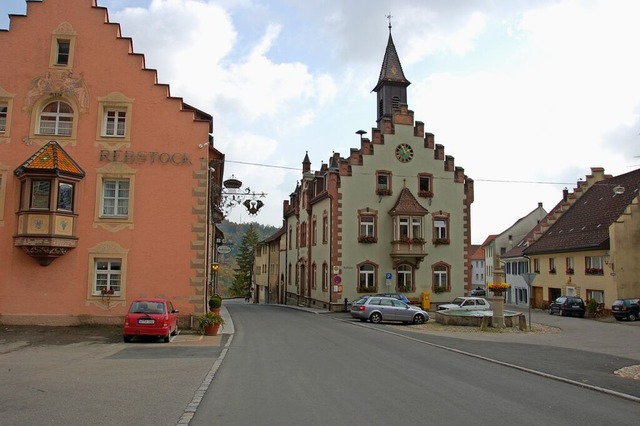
0, 0, 223, 325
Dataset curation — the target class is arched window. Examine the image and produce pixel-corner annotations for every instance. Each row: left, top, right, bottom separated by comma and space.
397, 264, 413, 291
39, 101, 74, 136
358, 263, 376, 292
433, 264, 450, 293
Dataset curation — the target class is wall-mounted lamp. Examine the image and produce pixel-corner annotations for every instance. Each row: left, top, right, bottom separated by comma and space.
603, 252, 614, 270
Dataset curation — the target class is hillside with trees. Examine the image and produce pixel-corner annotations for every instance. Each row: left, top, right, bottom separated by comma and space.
215, 220, 280, 296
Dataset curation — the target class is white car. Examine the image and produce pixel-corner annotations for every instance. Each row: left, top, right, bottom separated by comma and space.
437, 297, 491, 311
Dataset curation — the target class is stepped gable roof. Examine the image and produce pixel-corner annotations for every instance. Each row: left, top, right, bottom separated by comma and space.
372, 30, 410, 92
388, 187, 428, 215
14, 141, 85, 178
525, 168, 640, 254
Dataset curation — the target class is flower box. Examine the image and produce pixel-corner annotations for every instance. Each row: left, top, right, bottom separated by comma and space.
376, 189, 391, 196
358, 235, 378, 244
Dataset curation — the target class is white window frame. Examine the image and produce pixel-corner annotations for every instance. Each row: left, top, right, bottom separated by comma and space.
101, 179, 130, 218
360, 215, 375, 237
359, 264, 376, 291
397, 264, 413, 290
93, 259, 122, 296
103, 109, 127, 137
38, 101, 74, 136
435, 219, 447, 239
434, 265, 449, 291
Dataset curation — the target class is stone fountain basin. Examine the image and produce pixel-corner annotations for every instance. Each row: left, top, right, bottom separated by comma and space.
435, 309, 523, 327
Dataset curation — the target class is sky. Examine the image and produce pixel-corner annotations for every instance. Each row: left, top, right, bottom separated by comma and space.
2, 0, 639, 244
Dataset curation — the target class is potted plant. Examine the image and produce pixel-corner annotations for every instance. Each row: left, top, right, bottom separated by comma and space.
586, 298, 598, 317
208, 294, 222, 314
198, 311, 225, 336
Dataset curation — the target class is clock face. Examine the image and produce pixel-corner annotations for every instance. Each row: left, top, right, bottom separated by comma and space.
395, 143, 414, 162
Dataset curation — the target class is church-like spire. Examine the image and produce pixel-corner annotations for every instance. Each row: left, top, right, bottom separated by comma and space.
372, 17, 410, 125
373, 16, 410, 92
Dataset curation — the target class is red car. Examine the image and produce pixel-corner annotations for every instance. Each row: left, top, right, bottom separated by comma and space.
123, 298, 179, 343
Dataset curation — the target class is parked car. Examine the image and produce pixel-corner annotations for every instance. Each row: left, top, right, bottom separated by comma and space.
123, 298, 179, 343
549, 296, 585, 317
611, 298, 640, 321
470, 287, 486, 297
350, 296, 429, 324
374, 292, 411, 304
437, 297, 491, 311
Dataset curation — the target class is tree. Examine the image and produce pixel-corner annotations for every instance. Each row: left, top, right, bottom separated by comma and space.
229, 225, 260, 297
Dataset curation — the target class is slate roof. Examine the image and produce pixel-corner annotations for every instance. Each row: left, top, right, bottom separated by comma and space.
388, 187, 429, 215
525, 168, 640, 255
372, 31, 410, 92
14, 141, 85, 178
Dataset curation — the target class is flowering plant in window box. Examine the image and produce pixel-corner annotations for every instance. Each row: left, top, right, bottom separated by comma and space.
411, 237, 426, 244
101, 288, 115, 295
433, 238, 449, 246
376, 188, 391, 196
398, 285, 412, 293
585, 268, 603, 275
433, 286, 446, 294
549, 268, 556, 274
418, 190, 434, 198
565, 268, 574, 274
359, 287, 376, 293
358, 235, 378, 244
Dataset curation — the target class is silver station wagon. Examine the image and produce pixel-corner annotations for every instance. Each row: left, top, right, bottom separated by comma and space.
350, 296, 429, 324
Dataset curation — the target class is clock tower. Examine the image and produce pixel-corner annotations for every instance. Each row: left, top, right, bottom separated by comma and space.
372, 21, 411, 127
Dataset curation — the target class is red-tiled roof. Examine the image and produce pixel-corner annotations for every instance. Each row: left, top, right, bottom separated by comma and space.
388, 187, 429, 215
525, 168, 640, 254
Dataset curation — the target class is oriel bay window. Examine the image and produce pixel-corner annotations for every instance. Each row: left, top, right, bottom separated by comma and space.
13, 141, 85, 265
395, 216, 422, 243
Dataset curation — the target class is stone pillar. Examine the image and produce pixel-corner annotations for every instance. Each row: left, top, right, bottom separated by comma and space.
491, 258, 506, 328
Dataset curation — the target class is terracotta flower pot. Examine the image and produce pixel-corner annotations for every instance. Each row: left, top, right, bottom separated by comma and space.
204, 323, 221, 336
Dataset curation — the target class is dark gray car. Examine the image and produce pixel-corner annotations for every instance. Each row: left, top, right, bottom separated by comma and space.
549, 296, 585, 317
350, 296, 429, 324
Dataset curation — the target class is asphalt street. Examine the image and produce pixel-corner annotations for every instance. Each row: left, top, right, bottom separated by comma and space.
0, 299, 638, 425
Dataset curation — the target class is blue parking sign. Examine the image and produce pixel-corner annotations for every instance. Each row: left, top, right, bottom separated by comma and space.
385, 272, 392, 280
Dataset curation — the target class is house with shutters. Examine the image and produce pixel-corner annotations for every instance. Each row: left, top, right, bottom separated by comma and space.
281, 25, 474, 310
0, 0, 223, 325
